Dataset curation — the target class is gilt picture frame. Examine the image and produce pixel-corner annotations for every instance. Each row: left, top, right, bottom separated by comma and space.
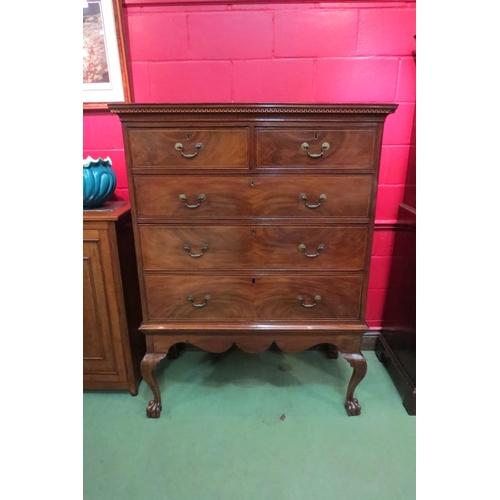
83, 0, 132, 110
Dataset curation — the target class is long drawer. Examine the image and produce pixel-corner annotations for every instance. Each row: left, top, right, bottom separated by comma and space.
139, 225, 368, 271
144, 275, 364, 321
133, 175, 373, 220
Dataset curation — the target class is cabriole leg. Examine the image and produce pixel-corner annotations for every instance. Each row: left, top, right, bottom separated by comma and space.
140, 353, 167, 418
341, 352, 367, 416
327, 344, 339, 359
167, 344, 179, 360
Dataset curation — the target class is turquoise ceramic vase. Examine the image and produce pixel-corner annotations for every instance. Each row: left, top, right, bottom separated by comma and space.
83, 156, 117, 209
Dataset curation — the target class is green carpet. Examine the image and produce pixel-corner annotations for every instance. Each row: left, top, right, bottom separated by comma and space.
84, 349, 415, 500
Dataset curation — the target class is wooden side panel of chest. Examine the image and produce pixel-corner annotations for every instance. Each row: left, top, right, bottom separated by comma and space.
109, 103, 397, 418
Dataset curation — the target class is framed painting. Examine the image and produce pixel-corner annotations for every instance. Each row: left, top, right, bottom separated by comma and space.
83, 0, 132, 110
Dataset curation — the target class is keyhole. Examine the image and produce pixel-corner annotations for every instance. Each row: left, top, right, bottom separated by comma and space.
314, 133, 319, 140
250, 179, 254, 187
252, 279, 256, 284
187, 133, 190, 140
251, 229, 255, 236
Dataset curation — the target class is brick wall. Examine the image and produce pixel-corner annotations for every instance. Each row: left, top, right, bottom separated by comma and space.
83, 1, 416, 329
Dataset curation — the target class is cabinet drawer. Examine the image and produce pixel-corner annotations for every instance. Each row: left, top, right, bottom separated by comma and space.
139, 225, 368, 271
256, 128, 377, 168
145, 275, 254, 320
134, 175, 372, 220
134, 176, 253, 219
252, 226, 367, 271
255, 275, 363, 320
140, 225, 253, 270
252, 175, 372, 218
128, 128, 248, 168
143, 274, 364, 321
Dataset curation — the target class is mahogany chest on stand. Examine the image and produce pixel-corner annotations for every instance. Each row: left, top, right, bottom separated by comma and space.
109, 103, 397, 418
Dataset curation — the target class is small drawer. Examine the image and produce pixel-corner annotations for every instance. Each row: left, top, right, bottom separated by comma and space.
255, 128, 377, 168
128, 128, 248, 168
254, 275, 364, 320
252, 175, 373, 218
133, 176, 253, 220
144, 275, 254, 321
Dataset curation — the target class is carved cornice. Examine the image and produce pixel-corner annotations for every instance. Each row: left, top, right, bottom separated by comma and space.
108, 104, 398, 115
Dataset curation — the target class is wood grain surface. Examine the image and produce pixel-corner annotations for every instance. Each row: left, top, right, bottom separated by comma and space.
256, 127, 376, 168
133, 174, 372, 220
129, 128, 248, 168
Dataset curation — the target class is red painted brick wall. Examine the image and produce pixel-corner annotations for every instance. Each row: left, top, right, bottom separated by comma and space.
83, 1, 416, 329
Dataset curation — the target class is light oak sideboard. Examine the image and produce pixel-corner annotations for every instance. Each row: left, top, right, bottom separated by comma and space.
109, 103, 397, 418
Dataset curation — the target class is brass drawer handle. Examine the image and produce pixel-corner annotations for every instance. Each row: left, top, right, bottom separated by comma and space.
301, 141, 330, 158
300, 193, 327, 209
297, 295, 322, 308
184, 244, 208, 258
187, 295, 211, 308
298, 243, 324, 258
179, 193, 206, 209
175, 142, 203, 158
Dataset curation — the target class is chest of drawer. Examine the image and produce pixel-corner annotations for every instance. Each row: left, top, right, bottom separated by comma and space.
133, 175, 373, 220
255, 127, 377, 169
128, 128, 249, 168
110, 103, 398, 419
139, 225, 368, 271
144, 274, 364, 322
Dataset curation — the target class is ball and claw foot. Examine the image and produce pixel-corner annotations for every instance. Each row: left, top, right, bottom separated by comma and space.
146, 401, 162, 418
345, 398, 362, 416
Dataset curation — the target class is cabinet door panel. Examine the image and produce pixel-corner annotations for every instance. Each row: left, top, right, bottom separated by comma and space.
83, 236, 118, 374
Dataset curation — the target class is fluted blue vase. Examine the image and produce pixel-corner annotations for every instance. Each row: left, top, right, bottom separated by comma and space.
83, 156, 117, 209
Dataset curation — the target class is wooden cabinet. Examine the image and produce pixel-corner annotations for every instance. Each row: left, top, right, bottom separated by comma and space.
109, 103, 397, 418
376, 101, 416, 415
375, 206, 416, 415
83, 202, 145, 394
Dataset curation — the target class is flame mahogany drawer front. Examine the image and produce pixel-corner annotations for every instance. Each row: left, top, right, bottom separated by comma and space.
144, 275, 364, 322
109, 103, 397, 419
133, 175, 373, 220
139, 225, 368, 271
255, 127, 377, 168
128, 128, 249, 168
